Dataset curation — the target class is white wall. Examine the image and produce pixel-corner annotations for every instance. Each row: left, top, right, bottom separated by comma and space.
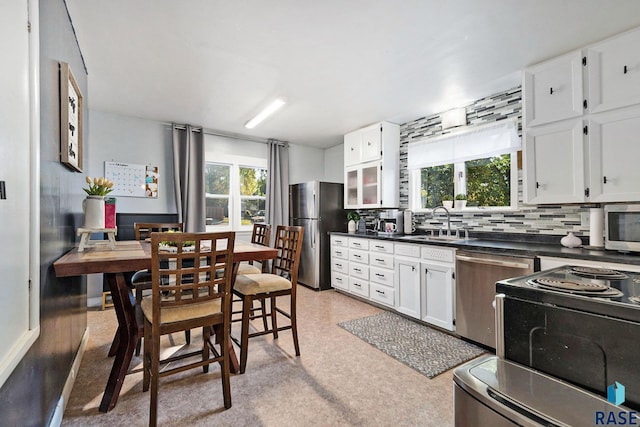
87, 110, 176, 213
323, 144, 344, 183
288, 143, 325, 184
0, 0, 38, 387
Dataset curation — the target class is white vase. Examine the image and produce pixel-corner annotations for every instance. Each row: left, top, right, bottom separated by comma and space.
454, 200, 467, 209
83, 196, 105, 229
560, 232, 582, 248
348, 220, 356, 234
442, 201, 453, 209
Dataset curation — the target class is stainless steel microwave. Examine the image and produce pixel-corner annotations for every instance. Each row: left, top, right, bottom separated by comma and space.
605, 204, 640, 252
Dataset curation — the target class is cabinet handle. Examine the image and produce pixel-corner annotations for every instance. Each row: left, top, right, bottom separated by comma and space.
549, 87, 554, 95
536, 182, 540, 189
375, 258, 384, 262
375, 273, 384, 277
376, 290, 385, 295
336, 263, 342, 268
354, 254, 361, 259
354, 268, 361, 272
603, 176, 608, 184
412, 266, 416, 272
354, 283, 361, 288
375, 245, 384, 249
624, 65, 628, 74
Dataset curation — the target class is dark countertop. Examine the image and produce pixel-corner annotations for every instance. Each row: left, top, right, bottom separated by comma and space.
329, 231, 640, 266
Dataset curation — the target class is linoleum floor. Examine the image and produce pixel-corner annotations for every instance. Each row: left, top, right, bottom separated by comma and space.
62, 287, 456, 426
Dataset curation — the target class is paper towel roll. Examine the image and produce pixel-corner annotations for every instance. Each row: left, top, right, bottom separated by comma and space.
404, 210, 415, 234
589, 207, 604, 247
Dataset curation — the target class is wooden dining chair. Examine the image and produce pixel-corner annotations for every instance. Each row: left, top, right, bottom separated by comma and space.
233, 223, 272, 332
232, 225, 304, 374
142, 231, 235, 426
237, 223, 272, 275
108, 222, 185, 358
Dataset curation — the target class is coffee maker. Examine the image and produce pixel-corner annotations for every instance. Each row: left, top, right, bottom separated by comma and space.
376, 209, 404, 235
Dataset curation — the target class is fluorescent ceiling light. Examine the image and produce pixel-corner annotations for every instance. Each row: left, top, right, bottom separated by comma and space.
245, 98, 286, 129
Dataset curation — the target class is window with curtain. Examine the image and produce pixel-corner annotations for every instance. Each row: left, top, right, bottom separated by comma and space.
205, 158, 267, 230
408, 120, 520, 211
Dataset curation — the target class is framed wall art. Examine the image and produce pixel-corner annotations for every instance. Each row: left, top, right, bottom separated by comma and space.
60, 62, 83, 172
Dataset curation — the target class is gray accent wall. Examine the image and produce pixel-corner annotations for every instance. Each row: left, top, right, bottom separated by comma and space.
0, 1, 89, 425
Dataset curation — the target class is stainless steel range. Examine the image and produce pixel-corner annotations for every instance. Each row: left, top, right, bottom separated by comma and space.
454, 265, 640, 426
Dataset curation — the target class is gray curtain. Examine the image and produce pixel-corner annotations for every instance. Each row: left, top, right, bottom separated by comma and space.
266, 139, 289, 232
172, 124, 205, 232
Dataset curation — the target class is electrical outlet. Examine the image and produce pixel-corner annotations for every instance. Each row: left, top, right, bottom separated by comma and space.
581, 211, 590, 227
0, 181, 6, 199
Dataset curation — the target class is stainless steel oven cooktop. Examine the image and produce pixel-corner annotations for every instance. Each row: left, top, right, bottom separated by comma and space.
497, 265, 640, 322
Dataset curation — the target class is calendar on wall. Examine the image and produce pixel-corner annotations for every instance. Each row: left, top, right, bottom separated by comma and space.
105, 161, 159, 198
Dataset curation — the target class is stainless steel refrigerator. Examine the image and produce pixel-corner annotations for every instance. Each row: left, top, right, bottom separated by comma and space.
290, 181, 345, 290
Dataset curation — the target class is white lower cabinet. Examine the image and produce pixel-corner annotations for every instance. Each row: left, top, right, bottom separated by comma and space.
421, 262, 455, 331
349, 277, 370, 298
331, 236, 455, 330
331, 271, 349, 291
370, 282, 395, 306
395, 257, 421, 319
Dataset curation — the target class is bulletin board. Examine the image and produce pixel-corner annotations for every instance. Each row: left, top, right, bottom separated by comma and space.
105, 161, 159, 198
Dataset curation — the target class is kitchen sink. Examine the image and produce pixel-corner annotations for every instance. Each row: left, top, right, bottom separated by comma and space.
399, 234, 470, 243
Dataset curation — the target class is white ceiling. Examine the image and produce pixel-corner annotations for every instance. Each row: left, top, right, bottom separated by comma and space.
66, 0, 640, 149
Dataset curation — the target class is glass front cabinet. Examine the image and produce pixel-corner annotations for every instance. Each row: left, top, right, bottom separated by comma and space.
343, 121, 400, 209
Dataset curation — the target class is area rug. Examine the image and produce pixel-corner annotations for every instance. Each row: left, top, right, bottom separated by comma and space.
338, 311, 485, 378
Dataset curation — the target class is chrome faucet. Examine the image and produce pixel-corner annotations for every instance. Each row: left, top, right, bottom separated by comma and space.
432, 205, 451, 236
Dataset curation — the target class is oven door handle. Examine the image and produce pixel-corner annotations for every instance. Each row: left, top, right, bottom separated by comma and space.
456, 255, 531, 270
494, 294, 505, 359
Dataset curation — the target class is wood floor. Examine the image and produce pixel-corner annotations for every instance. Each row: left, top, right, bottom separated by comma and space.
62, 287, 456, 426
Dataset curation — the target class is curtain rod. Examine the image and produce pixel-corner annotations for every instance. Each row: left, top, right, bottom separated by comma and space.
169, 123, 288, 147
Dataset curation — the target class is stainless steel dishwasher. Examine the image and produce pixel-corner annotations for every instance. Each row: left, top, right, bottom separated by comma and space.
455, 251, 536, 348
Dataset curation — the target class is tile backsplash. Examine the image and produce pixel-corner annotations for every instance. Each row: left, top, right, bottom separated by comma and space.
361, 86, 591, 237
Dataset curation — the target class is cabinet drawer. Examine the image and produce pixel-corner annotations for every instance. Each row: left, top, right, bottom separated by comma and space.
349, 249, 369, 265
349, 263, 369, 280
394, 243, 421, 258
369, 253, 394, 270
369, 266, 394, 287
332, 247, 349, 260
331, 235, 349, 247
349, 238, 369, 250
370, 240, 394, 254
331, 271, 348, 290
331, 258, 349, 274
370, 282, 395, 307
349, 277, 369, 298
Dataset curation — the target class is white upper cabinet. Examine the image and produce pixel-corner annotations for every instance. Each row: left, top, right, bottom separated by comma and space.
588, 106, 640, 202
360, 124, 383, 163
523, 26, 640, 204
523, 50, 584, 127
344, 122, 389, 166
344, 131, 362, 167
587, 28, 640, 114
344, 121, 399, 208
524, 120, 585, 204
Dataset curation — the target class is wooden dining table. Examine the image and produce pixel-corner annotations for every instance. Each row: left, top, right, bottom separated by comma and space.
53, 239, 277, 413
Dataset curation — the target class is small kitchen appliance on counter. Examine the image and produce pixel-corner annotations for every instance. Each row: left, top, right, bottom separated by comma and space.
605, 203, 640, 252
455, 264, 640, 425
377, 209, 403, 236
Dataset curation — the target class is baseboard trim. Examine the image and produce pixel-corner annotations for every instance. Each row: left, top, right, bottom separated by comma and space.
49, 327, 89, 427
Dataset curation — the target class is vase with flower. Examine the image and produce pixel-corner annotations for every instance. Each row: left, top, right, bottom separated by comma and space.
82, 176, 114, 228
